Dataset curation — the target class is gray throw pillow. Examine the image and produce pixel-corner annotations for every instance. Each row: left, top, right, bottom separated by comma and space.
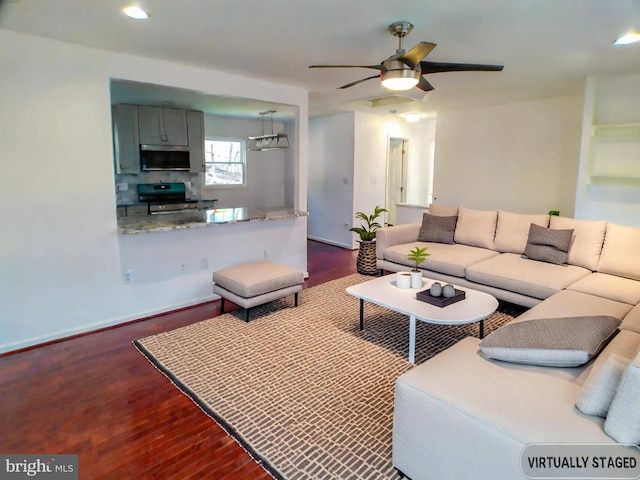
417, 213, 457, 244
478, 316, 621, 367
522, 223, 574, 265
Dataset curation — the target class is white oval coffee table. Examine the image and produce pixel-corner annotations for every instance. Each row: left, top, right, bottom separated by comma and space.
346, 275, 499, 363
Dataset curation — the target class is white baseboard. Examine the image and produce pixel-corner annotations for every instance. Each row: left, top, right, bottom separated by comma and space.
0, 294, 216, 355
307, 235, 355, 250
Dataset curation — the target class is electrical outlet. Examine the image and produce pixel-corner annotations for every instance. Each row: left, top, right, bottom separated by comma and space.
124, 269, 133, 283
200, 257, 209, 269
180, 262, 187, 273
264, 250, 268, 259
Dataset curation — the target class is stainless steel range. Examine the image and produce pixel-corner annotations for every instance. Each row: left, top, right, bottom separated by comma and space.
137, 183, 215, 215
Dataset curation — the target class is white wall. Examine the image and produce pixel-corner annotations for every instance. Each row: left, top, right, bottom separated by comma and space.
404, 118, 437, 207
307, 113, 355, 248
575, 72, 640, 226
0, 29, 308, 353
308, 112, 437, 247
202, 115, 286, 208
352, 112, 390, 239
353, 113, 436, 242
433, 95, 583, 215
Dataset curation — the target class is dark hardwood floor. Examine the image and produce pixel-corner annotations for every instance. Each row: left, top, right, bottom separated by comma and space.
0, 240, 358, 479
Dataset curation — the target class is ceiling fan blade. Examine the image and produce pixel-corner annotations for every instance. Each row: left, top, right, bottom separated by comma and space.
416, 76, 435, 92
398, 42, 437, 69
420, 61, 504, 74
309, 64, 385, 71
337, 75, 380, 89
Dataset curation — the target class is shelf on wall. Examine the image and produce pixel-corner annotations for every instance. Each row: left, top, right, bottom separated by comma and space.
590, 122, 640, 179
592, 123, 640, 139
591, 174, 640, 180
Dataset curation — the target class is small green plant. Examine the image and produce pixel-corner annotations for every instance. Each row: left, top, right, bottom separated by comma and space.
407, 246, 430, 271
549, 210, 560, 216
350, 205, 389, 241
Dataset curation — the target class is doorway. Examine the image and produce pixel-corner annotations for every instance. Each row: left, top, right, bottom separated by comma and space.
386, 137, 409, 226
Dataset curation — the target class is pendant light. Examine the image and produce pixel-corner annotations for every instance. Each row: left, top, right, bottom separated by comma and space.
248, 110, 290, 151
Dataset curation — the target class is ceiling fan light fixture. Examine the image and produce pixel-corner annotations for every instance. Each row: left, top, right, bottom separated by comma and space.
614, 32, 640, 45
122, 6, 149, 20
381, 69, 421, 91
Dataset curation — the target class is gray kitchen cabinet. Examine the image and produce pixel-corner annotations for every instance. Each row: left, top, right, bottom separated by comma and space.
187, 110, 205, 173
138, 105, 188, 146
112, 104, 140, 174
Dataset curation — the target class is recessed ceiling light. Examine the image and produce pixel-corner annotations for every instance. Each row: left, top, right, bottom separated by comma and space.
402, 113, 422, 122
614, 32, 640, 45
123, 6, 149, 20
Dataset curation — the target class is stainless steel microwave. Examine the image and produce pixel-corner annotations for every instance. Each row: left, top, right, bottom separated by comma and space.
140, 145, 190, 171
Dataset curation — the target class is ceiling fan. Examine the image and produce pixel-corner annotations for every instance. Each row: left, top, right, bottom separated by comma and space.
309, 21, 504, 92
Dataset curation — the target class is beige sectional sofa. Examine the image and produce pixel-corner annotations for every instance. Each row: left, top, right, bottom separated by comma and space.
377, 206, 640, 479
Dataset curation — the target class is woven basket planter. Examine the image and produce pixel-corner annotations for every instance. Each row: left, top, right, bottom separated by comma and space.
356, 240, 379, 276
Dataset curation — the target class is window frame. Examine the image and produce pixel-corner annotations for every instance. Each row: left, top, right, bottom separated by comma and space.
203, 136, 247, 189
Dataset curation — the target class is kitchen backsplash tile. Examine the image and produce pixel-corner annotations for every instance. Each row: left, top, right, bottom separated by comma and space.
115, 171, 201, 205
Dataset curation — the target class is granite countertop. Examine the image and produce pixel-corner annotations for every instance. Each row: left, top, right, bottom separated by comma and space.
118, 207, 308, 234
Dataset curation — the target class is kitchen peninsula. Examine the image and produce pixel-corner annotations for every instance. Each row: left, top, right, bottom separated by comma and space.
118, 207, 308, 234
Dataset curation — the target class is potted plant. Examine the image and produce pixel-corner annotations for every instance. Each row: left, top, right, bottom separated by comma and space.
407, 246, 430, 288
350, 205, 388, 275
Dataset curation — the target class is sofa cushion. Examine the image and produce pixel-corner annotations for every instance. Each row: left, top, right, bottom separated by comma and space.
598, 222, 640, 281
515, 290, 633, 325
494, 210, 550, 254
604, 351, 640, 444
417, 214, 457, 244
383, 241, 499, 278
397, 337, 612, 446
549, 216, 607, 271
453, 206, 498, 250
522, 224, 574, 265
478, 315, 621, 367
567, 273, 640, 306
576, 354, 631, 417
622, 304, 640, 335
466, 253, 591, 300
428, 203, 458, 217
376, 223, 421, 260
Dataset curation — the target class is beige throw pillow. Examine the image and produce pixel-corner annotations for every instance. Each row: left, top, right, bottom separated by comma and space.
576, 354, 631, 417
428, 204, 458, 217
479, 316, 621, 367
598, 223, 640, 281
604, 352, 640, 444
549, 216, 607, 271
494, 210, 550, 254
453, 206, 498, 250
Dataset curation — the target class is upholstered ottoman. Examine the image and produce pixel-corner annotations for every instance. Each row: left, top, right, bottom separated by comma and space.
212, 260, 304, 322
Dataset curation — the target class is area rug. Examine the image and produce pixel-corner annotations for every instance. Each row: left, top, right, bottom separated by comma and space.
134, 273, 525, 480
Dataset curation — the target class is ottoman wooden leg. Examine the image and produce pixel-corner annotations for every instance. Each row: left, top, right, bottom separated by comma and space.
220, 297, 225, 314
295, 292, 299, 307
245, 308, 250, 323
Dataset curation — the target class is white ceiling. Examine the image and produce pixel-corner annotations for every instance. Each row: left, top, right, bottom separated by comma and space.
2, 0, 640, 119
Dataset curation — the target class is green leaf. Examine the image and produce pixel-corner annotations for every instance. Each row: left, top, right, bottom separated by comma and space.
407, 246, 430, 268
349, 205, 389, 241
